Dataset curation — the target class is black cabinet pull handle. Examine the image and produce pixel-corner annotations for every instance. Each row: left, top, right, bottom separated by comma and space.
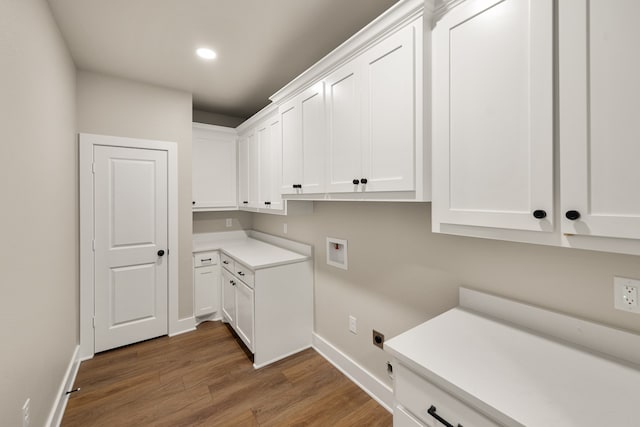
533, 210, 547, 219
243, 201, 248, 204
264, 201, 271, 206
222, 260, 229, 265
230, 280, 235, 286
352, 179, 360, 185
427, 405, 462, 427
361, 178, 368, 184
237, 271, 245, 276
157, 250, 165, 257
292, 184, 302, 189
565, 210, 581, 220
192, 201, 195, 205
201, 258, 211, 262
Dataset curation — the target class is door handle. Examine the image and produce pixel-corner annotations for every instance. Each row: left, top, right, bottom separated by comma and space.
157, 250, 165, 257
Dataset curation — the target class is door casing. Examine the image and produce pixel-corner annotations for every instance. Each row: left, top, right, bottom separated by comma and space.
79, 133, 179, 360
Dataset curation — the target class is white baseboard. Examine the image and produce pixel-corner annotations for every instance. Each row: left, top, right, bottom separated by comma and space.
312, 333, 393, 413
169, 316, 196, 337
46, 345, 80, 427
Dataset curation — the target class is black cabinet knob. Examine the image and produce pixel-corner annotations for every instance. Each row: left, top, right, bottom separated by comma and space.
533, 210, 547, 219
264, 201, 271, 206
565, 210, 581, 220
360, 178, 368, 184
192, 201, 195, 205
157, 250, 165, 257
352, 179, 360, 185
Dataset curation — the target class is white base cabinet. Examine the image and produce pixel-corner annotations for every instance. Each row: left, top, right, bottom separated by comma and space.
221, 253, 313, 368
193, 251, 221, 318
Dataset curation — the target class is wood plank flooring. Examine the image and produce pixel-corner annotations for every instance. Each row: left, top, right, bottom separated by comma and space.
62, 321, 392, 426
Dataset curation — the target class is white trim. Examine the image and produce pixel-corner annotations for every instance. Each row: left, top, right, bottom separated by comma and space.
312, 333, 393, 413
79, 133, 180, 359
169, 316, 197, 337
192, 122, 238, 135
46, 345, 80, 427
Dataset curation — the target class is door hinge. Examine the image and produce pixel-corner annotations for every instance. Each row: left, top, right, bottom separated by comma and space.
91, 162, 95, 174
92, 316, 95, 329
92, 239, 95, 251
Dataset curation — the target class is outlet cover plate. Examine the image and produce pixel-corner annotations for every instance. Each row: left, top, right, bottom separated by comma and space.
614, 276, 640, 313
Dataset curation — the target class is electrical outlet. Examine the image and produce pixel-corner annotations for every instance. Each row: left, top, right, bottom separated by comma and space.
614, 276, 640, 313
373, 330, 385, 349
349, 315, 357, 334
22, 398, 30, 427
225, 218, 232, 227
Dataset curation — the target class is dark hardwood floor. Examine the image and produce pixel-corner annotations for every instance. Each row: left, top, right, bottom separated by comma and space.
62, 321, 392, 426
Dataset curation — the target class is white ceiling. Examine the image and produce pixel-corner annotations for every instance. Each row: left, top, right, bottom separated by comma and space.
47, 0, 400, 118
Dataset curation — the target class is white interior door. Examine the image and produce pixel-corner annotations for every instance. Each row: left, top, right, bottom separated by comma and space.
94, 145, 168, 353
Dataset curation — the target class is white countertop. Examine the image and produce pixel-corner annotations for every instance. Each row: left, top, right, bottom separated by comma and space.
193, 231, 310, 270
386, 307, 640, 426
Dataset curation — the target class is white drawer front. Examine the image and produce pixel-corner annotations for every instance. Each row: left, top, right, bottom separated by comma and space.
220, 253, 234, 271
234, 262, 255, 288
395, 364, 499, 427
194, 251, 219, 267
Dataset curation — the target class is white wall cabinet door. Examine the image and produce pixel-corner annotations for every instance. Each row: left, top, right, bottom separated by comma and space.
247, 131, 260, 209
192, 123, 237, 210
257, 123, 272, 209
221, 269, 236, 326
266, 116, 284, 210
235, 279, 255, 352
325, 60, 362, 193
360, 20, 419, 192
432, 0, 553, 232
279, 84, 326, 195
237, 135, 249, 208
560, 0, 640, 240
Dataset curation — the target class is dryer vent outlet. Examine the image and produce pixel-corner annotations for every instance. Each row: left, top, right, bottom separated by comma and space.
373, 330, 384, 349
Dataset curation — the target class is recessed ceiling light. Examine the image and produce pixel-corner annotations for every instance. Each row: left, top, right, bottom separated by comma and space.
196, 48, 217, 60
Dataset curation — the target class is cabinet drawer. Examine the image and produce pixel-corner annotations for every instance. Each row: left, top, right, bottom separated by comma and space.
395, 364, 499, 427
234, 262, 254, 288
194, 251, 219, 267
220, 253, 234, 271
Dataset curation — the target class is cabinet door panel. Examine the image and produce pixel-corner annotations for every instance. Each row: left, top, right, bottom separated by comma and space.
192, 126, 237, 209
280, 100, 302, 195
221, 269, 235, 325
194, 265, 219, 317
362, 22, 417, 192
267, 117, 284, 210
247, 132, 260, 208
433, 0, 553, 231
301, 84, 326, 193
325, 62, 362, 193
235, 280, 254, 351
560, 0, 640, 239
238, 136, 249, 207
258, 124, 271, 206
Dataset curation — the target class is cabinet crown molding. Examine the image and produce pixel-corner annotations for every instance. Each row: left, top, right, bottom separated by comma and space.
235, 102, 278, 135
268, 0, 428, 106
433, 0, 467, 21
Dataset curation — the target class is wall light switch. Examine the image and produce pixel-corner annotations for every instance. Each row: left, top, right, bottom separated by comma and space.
349, 315, 357, 334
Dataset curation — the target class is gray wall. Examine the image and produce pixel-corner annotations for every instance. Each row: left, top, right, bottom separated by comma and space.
0, 0, 78, 425
76, 71, 194, 319
252, 202, 640, 387
192, 109, 246, 128
193, 211, 254, 234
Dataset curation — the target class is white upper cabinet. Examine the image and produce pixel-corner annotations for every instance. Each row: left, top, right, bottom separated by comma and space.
259, 114, 284, 211
326, 60, 363, 193
280, 83, 326, 195
191, 123, 238, 211
432, 0, 553, 232
237, 135, 249, 208
560, 0, 640, 241
247, 131, 260, 209
326, 19, 422, 194
360, 20, 419, 192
